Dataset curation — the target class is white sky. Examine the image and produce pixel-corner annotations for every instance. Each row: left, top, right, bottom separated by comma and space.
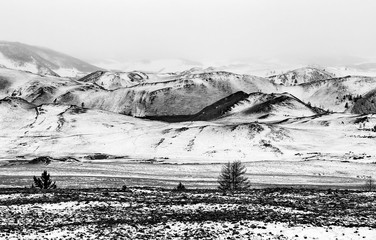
0, 0, 376, 64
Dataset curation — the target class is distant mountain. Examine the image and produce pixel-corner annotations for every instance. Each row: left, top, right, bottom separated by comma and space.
69, 70, 276, 116
79, 70, 150, 90
0, 41, 101, 77
349, 63, 376, 71
268, 67, 334, 86
94, 58, 203, 73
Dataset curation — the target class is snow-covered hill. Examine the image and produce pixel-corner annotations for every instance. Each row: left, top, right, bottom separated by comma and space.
1, 97, 376, 162
268, 67, 335, 86
0, 41, 101, 77
160, 91, 323, 123
219, 92, 322, 123
282, 76, 376, 112
79, 71, 150, 90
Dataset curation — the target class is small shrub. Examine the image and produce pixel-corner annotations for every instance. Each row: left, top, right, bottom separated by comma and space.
175, 182, 186, 191
32, 170, 56, 190
365, 176, 375, 192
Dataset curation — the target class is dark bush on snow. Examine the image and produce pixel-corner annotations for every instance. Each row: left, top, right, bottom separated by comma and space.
175, 182, 186, 191
32, 170, 57, 190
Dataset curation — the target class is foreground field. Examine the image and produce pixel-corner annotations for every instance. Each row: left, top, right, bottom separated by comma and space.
0, 188, 375, 239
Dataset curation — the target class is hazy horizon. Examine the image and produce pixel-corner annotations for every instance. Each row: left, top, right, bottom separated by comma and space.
1, 0, 376, 66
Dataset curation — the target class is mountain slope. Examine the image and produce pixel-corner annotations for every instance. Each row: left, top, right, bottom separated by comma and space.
351, 88, 376, 114
0, 41, 101, 77
218, 92, 322, 122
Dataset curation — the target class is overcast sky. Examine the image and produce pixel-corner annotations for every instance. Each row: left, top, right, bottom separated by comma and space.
1, 0, 376, 64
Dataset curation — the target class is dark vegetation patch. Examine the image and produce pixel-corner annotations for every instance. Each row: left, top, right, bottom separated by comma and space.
175, 127, 189, 132
84, 153, 112, 160
28, 156, 53, 165
155, 138, 165, 148
128, 72, 144, 81
353, 116, 369, 124
0, 187, 375, 238
77, 71, 106, 83
69, 106, 87, 114
143, 115, 194, 122
27, 156, 80, 165
258, 114, 270, 119
83, 153, 124, 160
352, 89, 376, 114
